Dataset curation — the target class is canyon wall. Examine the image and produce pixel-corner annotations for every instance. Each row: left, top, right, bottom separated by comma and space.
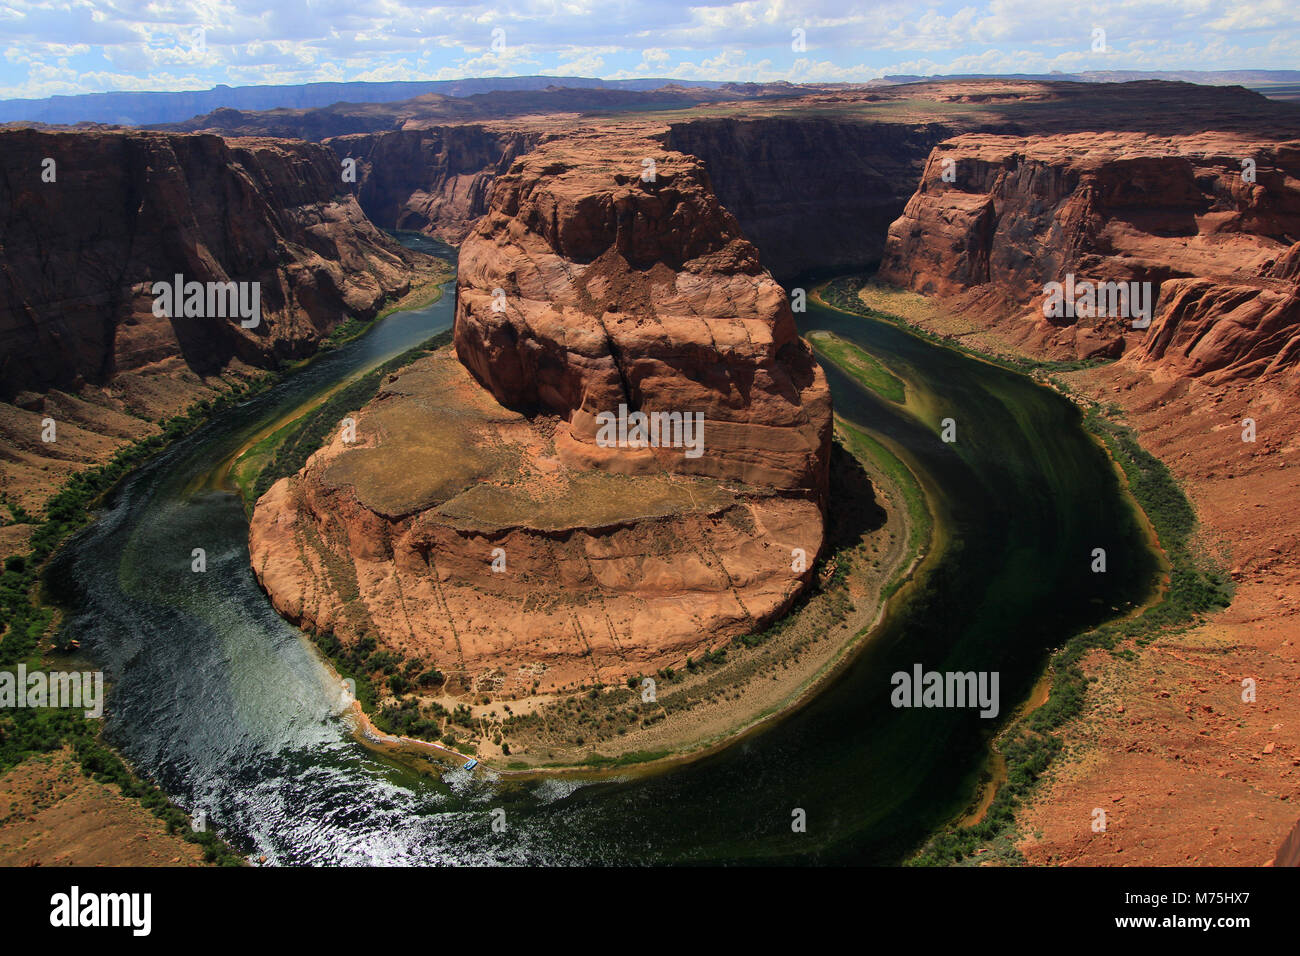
873, 121, 1300, 865
0, 127, 436, 401
326, 126, 542, 242
663, 117, 956, 279
320, 115, 964, 280
880, 132, 1300, 374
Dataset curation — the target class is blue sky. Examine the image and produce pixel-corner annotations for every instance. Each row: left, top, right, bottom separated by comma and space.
0, 1, 1296, 99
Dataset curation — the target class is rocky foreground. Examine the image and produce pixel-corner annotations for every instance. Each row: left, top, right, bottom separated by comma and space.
249, 130, 832, 697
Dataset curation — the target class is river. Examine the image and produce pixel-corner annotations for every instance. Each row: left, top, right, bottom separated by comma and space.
43, 241, 1159, 864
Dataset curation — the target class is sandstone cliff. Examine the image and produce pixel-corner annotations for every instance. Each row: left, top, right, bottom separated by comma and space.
0, 127, 436, 400
880, 132, 1300, 375
454, 129, 832, 494
250, 129, 833, 697
662, 117, 957, 279
866, 118, 1300, 866
327, 126, 542, 243
189, 79, 1291, 287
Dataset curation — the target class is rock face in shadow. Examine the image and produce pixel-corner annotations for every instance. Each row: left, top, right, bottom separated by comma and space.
327, 126, 543, 243
250, 130, 833, 697
0, 128, 435, 400
662, 117, 957, 279
880, 132, 1300, 377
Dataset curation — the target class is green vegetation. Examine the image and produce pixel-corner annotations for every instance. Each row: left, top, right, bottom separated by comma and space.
283, 274, 449, 365
906, 386, 1231, 867
307, 619, 449, 740
0, 268, 455, 864
834, 421, 930, 599
546, 749, 672, 769
1, 558, 246, 864
814, 275, 1231, 866
0, 380, 278, 865
231, 331, 461, 741
1081, 408, 1234, 633
0, 706, 245, 864
817, 276, 1109, 377
239, 330, 454, 509
375, 696, 447, 740
808, 330, 907, 402
0, 495, 34, 525
320, 315, 377, 350
43, 388, 266, 566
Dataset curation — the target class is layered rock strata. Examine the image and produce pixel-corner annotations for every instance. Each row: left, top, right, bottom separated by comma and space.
662, 117, 956, 278
250, 130, 832, 696
453, 130, 831, 495
327, 126, 542, 243
880, 132, 1300, 375
0, 128, 436, 400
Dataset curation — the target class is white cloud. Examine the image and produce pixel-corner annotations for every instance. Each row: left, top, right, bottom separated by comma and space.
0, 1, 1293, 99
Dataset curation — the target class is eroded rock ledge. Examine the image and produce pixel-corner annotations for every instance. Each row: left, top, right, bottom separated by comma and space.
250, 130, 833, 697
880, 132, 1300, 381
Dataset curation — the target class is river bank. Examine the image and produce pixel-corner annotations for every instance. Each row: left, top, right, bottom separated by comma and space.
0, 245, 455, 867
231, 313, 934, 777
808, 277, 1197, 864
827, 276, 1299, 867
232, 258, 1142, 820
30, 263, 1171, 864
333, 412, 933, 780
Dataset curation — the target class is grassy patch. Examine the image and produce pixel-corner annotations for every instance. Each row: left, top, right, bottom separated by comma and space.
816, 276, 1108, 377
808, 330, 907, 403
240, 331, 454, 510
1079, 407, 1234, 635
545, 749, 673, 769
834, 421, 930, 599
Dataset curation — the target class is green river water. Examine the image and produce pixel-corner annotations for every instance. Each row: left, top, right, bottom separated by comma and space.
44, 242, 1159, 864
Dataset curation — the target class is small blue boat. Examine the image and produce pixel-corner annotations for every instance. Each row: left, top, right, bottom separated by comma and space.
463, 758, 478, 771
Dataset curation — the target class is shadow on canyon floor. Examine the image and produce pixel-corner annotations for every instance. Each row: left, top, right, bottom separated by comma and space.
825, 437, 889, 556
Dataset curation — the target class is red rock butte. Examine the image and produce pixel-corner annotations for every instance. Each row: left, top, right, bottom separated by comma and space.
249, 129, 832, 697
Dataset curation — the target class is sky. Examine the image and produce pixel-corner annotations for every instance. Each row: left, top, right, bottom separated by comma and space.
0, 0, 1296, 100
